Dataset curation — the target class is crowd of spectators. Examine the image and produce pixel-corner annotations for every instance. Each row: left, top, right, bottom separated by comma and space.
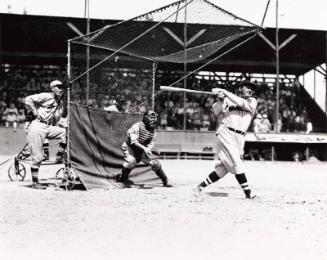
0, 65, 66, 129
154, 75, 314, 134
0, 65, 315, 134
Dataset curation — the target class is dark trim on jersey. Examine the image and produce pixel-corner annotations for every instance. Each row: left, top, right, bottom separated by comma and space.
138, 122, 155, 145
228, 105, 250, 113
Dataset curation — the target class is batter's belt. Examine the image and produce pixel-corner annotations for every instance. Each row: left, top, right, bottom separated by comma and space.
227, 126, 246, 136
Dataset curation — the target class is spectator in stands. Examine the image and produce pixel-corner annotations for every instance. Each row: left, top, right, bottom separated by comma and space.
160, 112, 167, 129
253, 113, 262, 134
176, 103, 184, 129
103, 97, 127, 113
17, 108, 26, 126
301, 107, 308, 122
0, 98, 7, 126
305, 119, 313, 134
1, 66, 316, 134
282, 105, 291, 132
308, 150, 319, 162
294, 113, 303, 132
288, 107, 297, 132
192, 104, 202, 131
254, 114, 271, 134
4, 102, 18, 131
244, 148, 263, 161
269, 111, 282, 133
292, 151, 303, 162
201, 112, 210, 130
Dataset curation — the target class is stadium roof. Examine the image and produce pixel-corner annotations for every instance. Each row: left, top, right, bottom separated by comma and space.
1, 13, 326, 75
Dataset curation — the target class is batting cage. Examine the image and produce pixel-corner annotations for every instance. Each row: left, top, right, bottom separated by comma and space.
67, 0, 262, 189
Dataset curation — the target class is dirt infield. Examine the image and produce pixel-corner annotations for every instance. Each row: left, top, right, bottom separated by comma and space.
1, 157, 327, 260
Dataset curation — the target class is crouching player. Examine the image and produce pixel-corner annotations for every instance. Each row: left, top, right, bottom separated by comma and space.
25, 80, 67, 189
115, 110, 173, 188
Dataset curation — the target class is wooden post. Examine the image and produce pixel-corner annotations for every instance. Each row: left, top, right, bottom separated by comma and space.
183, 1, 188, 130
271, 145, 275, 161
275, 0, 280, 133
325, 32, 327, 116
305, 147, 309, 161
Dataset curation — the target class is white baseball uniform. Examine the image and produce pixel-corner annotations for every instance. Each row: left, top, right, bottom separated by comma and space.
213, 96, 257, 176
25, 92, 66, 169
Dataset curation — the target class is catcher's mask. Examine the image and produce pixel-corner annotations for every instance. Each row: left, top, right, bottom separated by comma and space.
143, 110, 158, 129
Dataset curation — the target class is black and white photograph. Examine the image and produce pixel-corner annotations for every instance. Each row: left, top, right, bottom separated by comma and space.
0, 0, 327, 259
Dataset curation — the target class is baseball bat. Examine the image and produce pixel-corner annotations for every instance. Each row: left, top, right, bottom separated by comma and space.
160, 86, 212, 95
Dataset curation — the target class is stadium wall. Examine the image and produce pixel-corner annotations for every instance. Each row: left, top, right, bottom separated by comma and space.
0, 128, 60, 157
1, 127, 326, 161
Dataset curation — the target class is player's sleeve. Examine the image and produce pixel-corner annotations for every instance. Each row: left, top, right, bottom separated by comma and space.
212, 100, 224, 116
243, 97, 257, 114
25, 93, 50, 111
24, 94, 40, 115
128, 123, 140, 145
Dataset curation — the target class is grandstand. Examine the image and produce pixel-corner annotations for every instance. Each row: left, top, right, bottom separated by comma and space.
0, 13, 327, 161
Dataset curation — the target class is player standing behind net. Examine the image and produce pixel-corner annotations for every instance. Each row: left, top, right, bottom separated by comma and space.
115, 110, 173, 188
194, 81, 257, 199
24, 80, 67, 189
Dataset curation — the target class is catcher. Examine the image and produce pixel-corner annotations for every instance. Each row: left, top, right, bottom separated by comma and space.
115, 110, 173, 188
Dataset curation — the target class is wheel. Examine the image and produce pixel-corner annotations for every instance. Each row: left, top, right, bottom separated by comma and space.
55, 167, 77, 190
8, 159, 26, 181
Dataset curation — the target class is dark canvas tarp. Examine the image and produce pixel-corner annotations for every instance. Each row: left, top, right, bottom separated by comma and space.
69, 104, 161, 189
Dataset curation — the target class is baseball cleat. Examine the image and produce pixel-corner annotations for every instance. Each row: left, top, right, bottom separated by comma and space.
246, 194, 257, 199
122, 179, 135, 186
163, 183, 173, 187
114, 174, 122, 182
32, 183, 46, 190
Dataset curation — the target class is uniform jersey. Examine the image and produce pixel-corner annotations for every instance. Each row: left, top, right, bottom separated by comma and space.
125, 122, 155, 149
214, 97, 257, 133
25, 92, 61, 123
213, 95, 257, 175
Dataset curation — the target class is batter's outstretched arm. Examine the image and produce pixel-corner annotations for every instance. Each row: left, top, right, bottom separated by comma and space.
212, 88, 256, 114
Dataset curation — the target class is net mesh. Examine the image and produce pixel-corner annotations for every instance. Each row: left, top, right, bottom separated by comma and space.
72, 0, 260, 65
68, 0, 261, 188
69, 44, 154, 112
70, 0, 261, 109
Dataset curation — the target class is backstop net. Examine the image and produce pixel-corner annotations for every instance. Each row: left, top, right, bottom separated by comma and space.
68, 0, 262, 189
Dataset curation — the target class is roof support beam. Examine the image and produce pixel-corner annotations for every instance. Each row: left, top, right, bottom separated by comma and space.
66, 22, 83, 36
258, 32, 297, 52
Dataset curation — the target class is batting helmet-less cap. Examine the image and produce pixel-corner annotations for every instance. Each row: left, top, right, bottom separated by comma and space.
50, 80, 63, 89
239, 80, 257, 91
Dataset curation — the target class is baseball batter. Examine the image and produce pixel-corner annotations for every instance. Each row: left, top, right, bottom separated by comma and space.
25, 80, 67, 189
194, 81, 257, 199
115, 110, 172, 188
